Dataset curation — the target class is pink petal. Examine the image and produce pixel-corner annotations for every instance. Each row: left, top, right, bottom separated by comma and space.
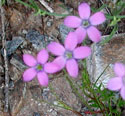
64, 32, 78, 51
87, 26, 101, 42
75, 27, 86, 43
107, 77, 123, 91
66, 59, 78, 78
114, 62, 125, 77
37, 72, 49, 87
73, 46, 91, 59
90, 12, 106, 25
64, 16, 82, 28
52, 56, 66, 71
23, 68, 37, 82
37, 49, 49, 64
47, 42, 65, 56
120, 86, 125, 100
44, 62, 60, 73
23, 54, 37, 67
78, 3, 90, 19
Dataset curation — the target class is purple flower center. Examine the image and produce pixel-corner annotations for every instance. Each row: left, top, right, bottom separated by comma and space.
64, 51, 73, 60
35, 64, 43, 71
82, 20, 90, 28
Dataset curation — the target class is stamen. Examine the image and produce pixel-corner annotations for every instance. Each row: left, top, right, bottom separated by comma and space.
36, 64, 43, 71
82, 20, 90, 28
64, 51, 73, 60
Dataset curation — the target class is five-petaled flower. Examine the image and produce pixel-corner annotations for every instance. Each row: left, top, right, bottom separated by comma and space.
23, 49, 59, 86
47, 32, 91, 78
107, 62, 125, 100
64, 2, 106, 43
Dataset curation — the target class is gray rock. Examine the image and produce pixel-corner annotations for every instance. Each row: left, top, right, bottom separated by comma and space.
0, 32, 1, 40
58, 24, 74, 43
0, 64, 4, 74
26, 30, 52, 51
87, 33, 125, 89
33, 112, 41, 116
10, 54, 27, 72
1, 36, 24, 56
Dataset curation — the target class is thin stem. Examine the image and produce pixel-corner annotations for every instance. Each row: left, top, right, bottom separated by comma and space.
0, 1, 9, 112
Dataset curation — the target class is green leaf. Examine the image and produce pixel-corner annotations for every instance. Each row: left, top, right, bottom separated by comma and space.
29, 0, 39, 11
1, 0, 6, 5
101, 25, 118, 45
15, 0, 34, 8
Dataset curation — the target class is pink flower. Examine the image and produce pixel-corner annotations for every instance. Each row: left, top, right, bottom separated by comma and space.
64, 3, 106, 43
107, 63, 125, 100
47, 32, 91, 78
23, 49, 59, 87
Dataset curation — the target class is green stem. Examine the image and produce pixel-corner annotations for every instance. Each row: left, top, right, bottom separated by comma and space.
15, 0, 69, 17
65, 73, 91, 109
82, 60, 106, 116
106, 15, 125, 19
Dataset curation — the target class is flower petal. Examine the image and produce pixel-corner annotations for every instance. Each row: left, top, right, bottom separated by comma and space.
78, 3, 90, 19
107, 77, 123, 91
87, 26, 101, 42
73, 46, 91, 59
120, 86, 125, 100
75, 27, 86, 43
52, 56, 66, 71
23, 54, 37, 67
90, 12, 106, 25
44, 62, 60, 73
37, 49, 49, 64
47, 42, 65, 56
37, 72, 49, 87
114, 62, 125, 77
65, 32, 78, 51
64, 16, 82, 28
23, 68, 37, 82
66, 59, 78, 78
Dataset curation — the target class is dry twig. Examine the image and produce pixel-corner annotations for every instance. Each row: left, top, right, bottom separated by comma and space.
38, 0, 54, 13
0, 1, 9, 112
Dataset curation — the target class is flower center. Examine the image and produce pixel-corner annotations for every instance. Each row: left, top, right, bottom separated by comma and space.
64, 51, 73, 60
82, 20, 90, 28
36, 64, 43, 71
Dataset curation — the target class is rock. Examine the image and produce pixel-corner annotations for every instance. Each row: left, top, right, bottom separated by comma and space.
1, 36, 24, 56
8, 75, 81, 116
26, 30, 52, 51
0, 64, 4, 74
10, 66, 22, 82
33, 112, 41, 116
22, 30, 28, 35
58, 24, 74, 43
53, 2, 73, 19
25, 12, 42, 30
46, 19, 53, 27
9, 8, 24, 32
10, 54, 27, 72
0, 32, 1, 40
49, 77, 81, 115
87, 33, 125, 89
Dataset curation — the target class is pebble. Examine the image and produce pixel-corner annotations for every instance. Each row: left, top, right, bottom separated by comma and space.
1, 36, 24, 56
26, 30, 52, 51
58, 24, 73, 43
87, 33, 125, 89
10, 54, 27, 72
